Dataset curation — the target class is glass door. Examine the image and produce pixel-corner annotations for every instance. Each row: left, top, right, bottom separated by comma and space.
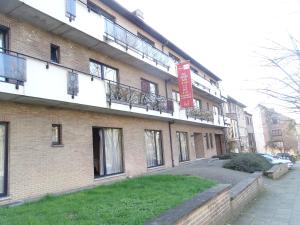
0, 123, 8, 197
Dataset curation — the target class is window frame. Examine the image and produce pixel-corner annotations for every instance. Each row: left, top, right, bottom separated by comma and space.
141, 78, 158, 95
177, 131, 190, 162
51, 124, 63, 146
50, 44, 60, 64
0, 25, 9, 51
271, 129, 282, 136
0, 122, 8, 198
89, 59, 119, 82
145, 129, 164, 168
172, 90, 180, 102
93, 127, 124, 178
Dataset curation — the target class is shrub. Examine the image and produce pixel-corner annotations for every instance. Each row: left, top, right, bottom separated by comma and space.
223, 153, 272, 173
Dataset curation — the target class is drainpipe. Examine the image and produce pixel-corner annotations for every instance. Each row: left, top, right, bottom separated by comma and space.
168, 120, 175, 167
165, 79, 175, 167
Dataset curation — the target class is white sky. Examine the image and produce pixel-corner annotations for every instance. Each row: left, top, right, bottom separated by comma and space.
117, 0, 300, 121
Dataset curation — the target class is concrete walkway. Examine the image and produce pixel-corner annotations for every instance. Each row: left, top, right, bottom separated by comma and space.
156, 159, 250, 185
229, 162, 300, 225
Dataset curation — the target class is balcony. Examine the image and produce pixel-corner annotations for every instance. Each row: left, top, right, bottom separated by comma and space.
0, 0, 177, 80
191, 71, 222, 101
106, 80, 173, 114
0, 48, 225, 128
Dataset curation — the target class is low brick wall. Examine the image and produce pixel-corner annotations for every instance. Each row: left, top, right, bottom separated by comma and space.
144, 184, 232, 225
264, 164, 289, 179
230, 172, 263, 218
144, 173, 263, 225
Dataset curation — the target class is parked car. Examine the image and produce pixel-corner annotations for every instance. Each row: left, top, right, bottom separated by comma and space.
261, 154, 293, 169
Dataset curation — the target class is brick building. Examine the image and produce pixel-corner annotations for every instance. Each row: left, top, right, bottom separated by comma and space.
223, 96, 256, 152
0, 0, 227, 203
253, 105, 298, 154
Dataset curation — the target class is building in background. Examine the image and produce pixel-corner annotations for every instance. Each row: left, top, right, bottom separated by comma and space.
245, 112, 256, 152
223, 96, 256, 153
253, 105, 298, 155
0, 0, 227, 203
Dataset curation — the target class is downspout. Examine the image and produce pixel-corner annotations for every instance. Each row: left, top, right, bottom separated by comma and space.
168, 121, 175, 167
165, 79, 175, 167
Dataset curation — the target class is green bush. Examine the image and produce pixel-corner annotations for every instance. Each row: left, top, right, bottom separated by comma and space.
223, 153, 272, 173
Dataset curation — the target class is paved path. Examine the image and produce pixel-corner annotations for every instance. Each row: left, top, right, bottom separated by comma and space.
229, 162, 300, 225
154, 159, 250, 185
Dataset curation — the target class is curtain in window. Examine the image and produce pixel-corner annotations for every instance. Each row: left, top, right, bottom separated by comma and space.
178, 132, 189, 162
145, 131, 156, 167
103, 128, 123, 175
145, 130, 163, 168
0, 125, 5, 194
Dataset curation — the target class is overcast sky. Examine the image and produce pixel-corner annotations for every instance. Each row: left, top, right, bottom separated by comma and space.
117, 0, 300, 120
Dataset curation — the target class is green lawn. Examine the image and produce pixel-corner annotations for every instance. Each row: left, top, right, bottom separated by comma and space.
0, 175, 215, 225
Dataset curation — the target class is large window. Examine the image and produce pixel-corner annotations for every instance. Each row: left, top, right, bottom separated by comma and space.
0, 123, 8, 197
89, 59, 118, 82
141, 79, 158, 95
177, 132, 189, 162
93, 128, 123, 177
145, 130, 164, 168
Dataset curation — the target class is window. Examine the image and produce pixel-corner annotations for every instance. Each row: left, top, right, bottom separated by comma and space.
50, 44, 60, 63
271, 129, 282, 136
172, 91, 180, 102
89, 59, 118, 82
141, 79, 158, 95
193, 99, 202, 109
137, 32, 155, 46
93, 128, 123, 177
52, 124, 62, 145
205, 133, 210, 149
272, 118, 279, 124
169, 52, 180, 64
87, 0, 115, 21
177, 132, 189, 162
209, 133, 214, 148
145, 130, 164, 168
0, 123, 8, 197
66, 0, 76, 21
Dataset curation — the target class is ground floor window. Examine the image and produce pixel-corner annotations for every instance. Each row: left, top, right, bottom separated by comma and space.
0, 122, 8, 197
177, 132, 189, 162
93, 127, 123, 177
145, 130, 164, 168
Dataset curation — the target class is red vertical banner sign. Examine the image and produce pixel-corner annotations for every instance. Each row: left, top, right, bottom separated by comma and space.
177, 61, 193, 108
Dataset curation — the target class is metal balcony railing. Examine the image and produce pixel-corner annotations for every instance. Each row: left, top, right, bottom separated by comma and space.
104, 18, 171, 69
0, 50, 26, 88
186, 107, 214, 122
106, 80, 174, 114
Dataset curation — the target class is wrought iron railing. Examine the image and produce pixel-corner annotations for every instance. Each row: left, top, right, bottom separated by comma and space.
186, 107, 214, 122
104, 18, 171, 69
106, 80, 174, 114
0, 50, 26, 88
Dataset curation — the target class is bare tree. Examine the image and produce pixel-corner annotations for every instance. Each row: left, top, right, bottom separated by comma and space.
258, 36, 300, 113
